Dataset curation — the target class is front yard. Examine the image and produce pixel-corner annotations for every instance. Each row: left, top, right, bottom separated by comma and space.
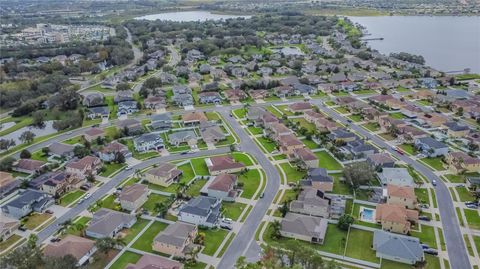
464, 209, 480, 230
110, 251, 142, 269
256, 136, 277, 153
190, 158, 210, 176
238, 169, 261, 199
279, 163, 306, 183
59, 190, 86, 206
231, 152, 255, 166
420, 157, 445, 171
200, 228, 229, 256
100, 162, 126, 177
398, 144, 417, 155
22, 213, 52, 230
362, 122, 380, 132
142, 193, 171, 214
222, 202, 247, 221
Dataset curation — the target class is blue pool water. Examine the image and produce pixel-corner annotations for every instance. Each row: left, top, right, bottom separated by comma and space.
362, 208, 374, 221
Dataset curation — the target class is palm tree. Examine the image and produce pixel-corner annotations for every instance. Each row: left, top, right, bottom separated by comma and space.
75, 223, 86, 236
271, 220, 282, 239
154, 202, 168, 217
186, 246, 200, 263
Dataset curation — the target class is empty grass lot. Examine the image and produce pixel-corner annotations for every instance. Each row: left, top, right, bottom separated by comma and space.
362, 122, 380, 132
231, 152, 255, 166
200, 228, 229, 256
59, 190, 85, 206
279, 163, 306, 183
420, 157, 445, 171
110, 251, 142, 269
191, 158, 209, 175
464, 209, 480, 230
186, 179, 208, 197
315, 150, 342, 170
256, 137, 277, 153
222, 202, 247, 221
98, 194, 120, 211
263, 222, 348, 255
142, 193, 170, 214
100, 162, 126, 177
345, 229, 379, 263
131, 221, 168, 253
122, 219, 150, 244
238, 169, 261, 199
455, 186, 474, 202
23, 213, 52, 230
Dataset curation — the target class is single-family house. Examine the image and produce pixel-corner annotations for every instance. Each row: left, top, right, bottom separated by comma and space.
206, 173, 237, 201
144, 96, 166, 110
224, 89, 247, 102
44, 235, 97, 266
0, 172, 20, 198
446, 152, 480, 174
182, 111, 207, 125
151, 113, 172, 130
125, 254, 184, 269
376, 203, 418, 234
367, 153, 395, 168
168, 131, 197, 146
13, 159, 46, 174
199, 92, 222, 104
386, 184, 417, 209
377, 168, 415, 187
288, 102, 312, 113
373, 230, 424, 265
466, 177, 480, 189
117, 101, 139, 116
145, 162, 183, 187
278, 134, 304, 155
48, 142, 75, 159
99, 141, 131, 162
301, 168, 333, 192
117, 119, 143, 134
442, 121, 470, 138
134, 133, 164, 152
205, 155, 245, 176
414, 137, 449, 157
152, 221, 197, 258
87, 106, 109, 119
0, 216, 20, 241
84, 128, 105, 142
86, 208, 136, 239
114, 90, 134, 103
178, 196, 221, 227
290, 188, 330, 218
83, 93, 104, 107
292, 148, 319, 169
199, 122, 225, 144
2, 189, 54, 219
119, 184, 149, 212
280, 213, 328, 245
65, 156, 102, 179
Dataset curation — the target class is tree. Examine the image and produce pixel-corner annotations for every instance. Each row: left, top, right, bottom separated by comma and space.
73, 145, 90, 158
154, 201, 169, 217
279, 201, 289, 217
42, 147, 50, 155
32, 111, 45, 127
0, 157, 15, 171
0, 245, 43, 269
86, 172, 96, 183
0, 139, 15, 151
337, 214, 354, 231
43, 255, 77, 269
456, 107, 464, 116
95, 237, 124, 254
114, 151, 126, 163
344, 161, 376, 189
20, 149, 31, 159
116, 83, 130, 92
27, 234, 38, 249
271, 220, 282, 239
20, 130, 36, 144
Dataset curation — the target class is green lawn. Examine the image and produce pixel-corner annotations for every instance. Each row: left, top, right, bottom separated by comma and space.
325, 101, 336, 106
415, 188, 430, 205
23, 213, 52, 230
275, 105, 294, 116
345, 229, 379, 263
348, 114, 364, 122
378, 132, 396, 141
191, 158, 210, 176
232, 108, 247, 119
266, 106, 283, 118
464, 209, 480, 230
362, 122, 380, 132
247, 126, 263, 135
279, 163, 306, 183
122, 218, 150, 244
425, 255, 441, 269
420, 157, 445, 171
222, 202, 247, 221
178, 162, 196, 183
333, 91, 349, 97
62, 136, 84, 145
390, 112, 405, 119
0, 234, 23, 251
59, 190, 85, 206
110, 251, 142, 269
205, 111, 220, 121
186, 179, 208, 197
31, 150, 49, 162
331, 173, 352, 195
65, 216, 91, 236
354, 89, 377, 95
301, 138, 319, 150
445, 174, 466, 183
399, 144, 417, 155
315, 150, 343, 170
98, 194, 121, 211
100, 162, 126, 177
131, 221, 168, 253
455, 186, 474, 202
142, 193, 170, 214
411, 224, 437, 249
474, 236, 480, 255
290, 118, 316, 132
217, 232, 235, 257
280, 189, 299, 203
231, 152, 255, 166
238, 169, 261, 199
200, 228, 229, 256
256, 137, 277, 153
380, 260, 413, 269
334, 106, 349, 114
263, 222, 348, 255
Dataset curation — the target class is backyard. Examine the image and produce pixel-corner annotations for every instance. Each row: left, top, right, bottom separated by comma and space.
238, 169, 262, 199
279, 163, 306, 183
315, 150, 343, 170
200, 228, 229, 256
131, 221, 168, 253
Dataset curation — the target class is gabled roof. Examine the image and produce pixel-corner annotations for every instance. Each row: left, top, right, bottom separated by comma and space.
87, 208, 135, 236
85, 127, 104, 137
387, 184, 416, 200
15, 159, 45, 171
208, 174, 237, 192
154, 221, 196, 248
206, 155, 245, 172
147, 163, 181, 178
281, 213, 328, 239
416, 136, 448, 149
373, 230, 423, 262
125, 253, 183, 269
182, 111, 208, 122
119, 184, 148, 202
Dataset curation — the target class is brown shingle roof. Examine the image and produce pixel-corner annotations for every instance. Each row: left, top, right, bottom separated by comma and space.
43, 235, 95, 261
387, 184, 416, 200
206, 155, 245, 172
182, 111, 208, 122
85, 127, 104, 137
208, 174, 237, 192
15, 159, 45, 172
119, 184, 148, 202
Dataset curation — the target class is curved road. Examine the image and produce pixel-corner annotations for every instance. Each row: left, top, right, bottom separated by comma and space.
310, 99, 471, 269
216, 109, 281, 269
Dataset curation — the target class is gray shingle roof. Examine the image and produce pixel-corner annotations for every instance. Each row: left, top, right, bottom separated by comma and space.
373, 230, 423, 262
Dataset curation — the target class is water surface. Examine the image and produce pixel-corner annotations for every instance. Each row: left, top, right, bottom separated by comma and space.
349, 16, 480, 73
135, 11, 251, 22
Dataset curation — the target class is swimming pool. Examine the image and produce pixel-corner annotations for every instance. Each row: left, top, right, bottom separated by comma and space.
360, 207, 376, 223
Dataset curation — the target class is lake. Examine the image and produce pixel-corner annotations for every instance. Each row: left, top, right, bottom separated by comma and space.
349, 16, 480, 74
135, 11, 251, 22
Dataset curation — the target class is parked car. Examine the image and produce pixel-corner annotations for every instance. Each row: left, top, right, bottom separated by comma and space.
419, 215, 431, 221
260, 192, 265, 198
421, 244, 430, 249
18, 226, 26, 232
45, 210, 53, 214
220, 223, 232, 230
432, 179, 437, 186
466, 204, 478, 209
424, 249, 438, 255
50, 237, 61, 242
419, 204, 430, 209
125, 166, 132, 170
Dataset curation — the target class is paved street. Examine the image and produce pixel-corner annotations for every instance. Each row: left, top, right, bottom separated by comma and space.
310, 99, 471, 269
216, 109, 281, 269
36, 147, 229, 243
